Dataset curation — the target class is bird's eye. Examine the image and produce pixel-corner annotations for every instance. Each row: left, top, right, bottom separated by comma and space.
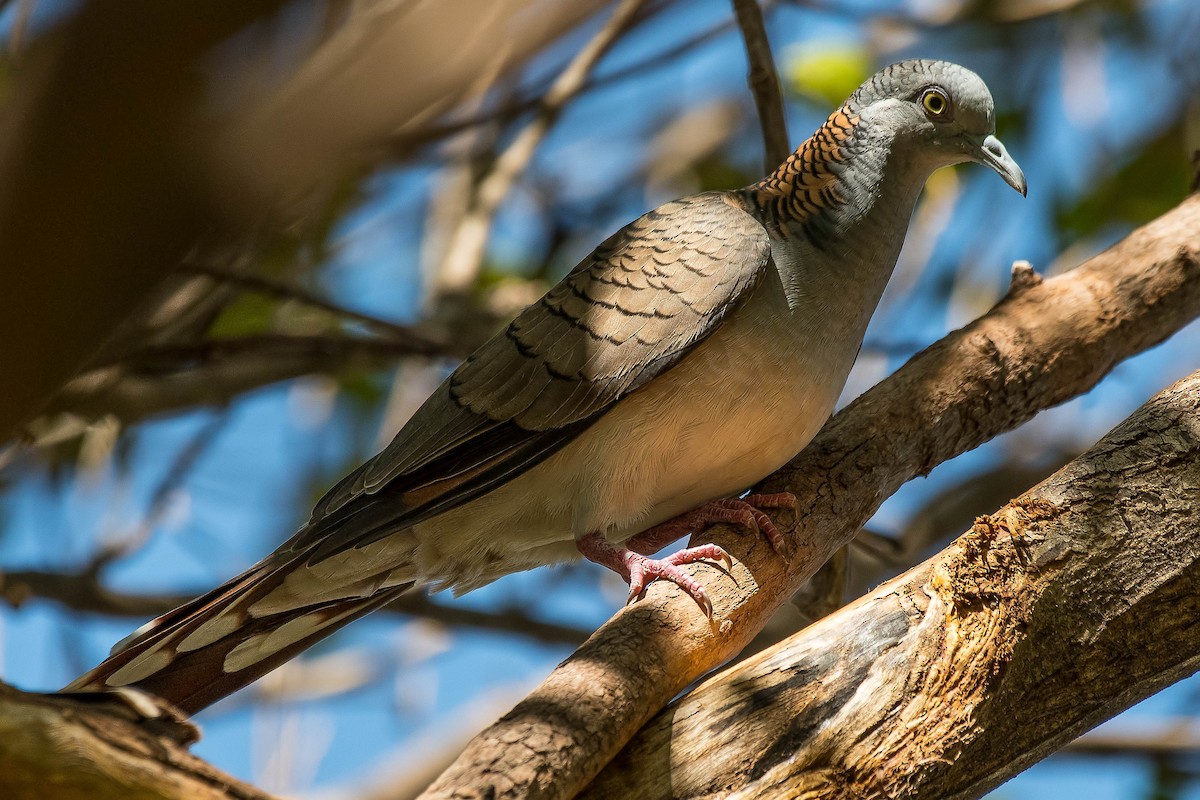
921, 88, 951, 119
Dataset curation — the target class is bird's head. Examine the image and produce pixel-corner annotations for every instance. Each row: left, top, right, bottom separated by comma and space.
850, 59, 1027, 196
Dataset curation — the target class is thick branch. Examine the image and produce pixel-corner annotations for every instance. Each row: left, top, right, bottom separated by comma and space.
730, 0, 789, 170
0, 683, 277, 800
585, 370, 1200, 798
418, 195, 1200, 799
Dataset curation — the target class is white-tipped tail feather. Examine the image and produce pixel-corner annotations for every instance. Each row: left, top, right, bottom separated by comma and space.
65, 553, 414, 714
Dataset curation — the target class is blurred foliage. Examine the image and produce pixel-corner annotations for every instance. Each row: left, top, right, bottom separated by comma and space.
208, 293, 281, 339
783, 41, 872, 106
1057, 121, 1192, 240
690, 152, 758, 194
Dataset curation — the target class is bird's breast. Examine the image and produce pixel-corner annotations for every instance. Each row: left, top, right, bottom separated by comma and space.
560, 274, 857, 540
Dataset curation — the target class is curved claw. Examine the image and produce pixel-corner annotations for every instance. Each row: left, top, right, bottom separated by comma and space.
622, 542, 733, 614
577, 491, 796, 615
711, 497, 791, 556
578, 532, 730, 615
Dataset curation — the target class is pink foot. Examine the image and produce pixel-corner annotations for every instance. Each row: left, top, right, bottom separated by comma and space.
577, 532, 731, 614
630, 493, 797, 558
576, 492, 797, 613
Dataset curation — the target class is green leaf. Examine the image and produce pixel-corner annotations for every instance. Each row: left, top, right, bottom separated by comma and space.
207, 292, 279, 338
784, 43, 872, 107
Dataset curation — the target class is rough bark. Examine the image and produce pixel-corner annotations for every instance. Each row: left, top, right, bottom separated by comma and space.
0, 683, 277, 800
417, 194, 1200, 800
583, 369, 1200, 799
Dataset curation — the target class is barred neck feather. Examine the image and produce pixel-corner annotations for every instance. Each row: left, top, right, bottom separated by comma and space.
737, 101, 940, 320
734, 99, 931, 256
736, 104, 863, 247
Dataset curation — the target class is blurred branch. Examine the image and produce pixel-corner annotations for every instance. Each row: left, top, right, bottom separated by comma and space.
354, 685, 540, 800
389, 6, 753, 159
388, 593, 588, 646
226, 0, 615, 206
585, 370, 1200, 799
1067, 722, 1200, 757
88, 415, 229, 575
730, 0, 790, 170
0, 682, 278, 800
5, 0, 33, 58
0, 569, 194, 618
109, 334, 453, 369
180, 264, 439, 344
417, 194, 1200, 800
0, 568, 589, 647
434, 0, 648, 297
49, 333, 457, 423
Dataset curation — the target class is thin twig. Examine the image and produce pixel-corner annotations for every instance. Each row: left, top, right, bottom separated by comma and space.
435, 0, 648, 295
180, 264, 441, 345
87, 414, 228, 574
95, 332, 458, 369
731, 0, 790, 171
390, 9, 742, 158
52, 334, 463, 423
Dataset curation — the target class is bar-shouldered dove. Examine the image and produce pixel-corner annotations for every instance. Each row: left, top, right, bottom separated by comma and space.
68, 59, 1025, 713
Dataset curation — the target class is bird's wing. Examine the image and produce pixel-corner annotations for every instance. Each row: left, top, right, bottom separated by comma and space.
296, 191, 772, 557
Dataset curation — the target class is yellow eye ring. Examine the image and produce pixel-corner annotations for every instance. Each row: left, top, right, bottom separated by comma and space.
921, 88, 950, 118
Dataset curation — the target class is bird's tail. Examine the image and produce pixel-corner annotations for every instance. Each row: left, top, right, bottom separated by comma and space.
64, 552, 414, 714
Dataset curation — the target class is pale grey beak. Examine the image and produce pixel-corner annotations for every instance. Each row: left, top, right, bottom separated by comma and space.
975, 134, 1027, 196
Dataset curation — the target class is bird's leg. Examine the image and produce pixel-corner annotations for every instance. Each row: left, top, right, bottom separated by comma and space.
576, 492, 797, 614
576, 531, 730, 615
629, 492, 797, 557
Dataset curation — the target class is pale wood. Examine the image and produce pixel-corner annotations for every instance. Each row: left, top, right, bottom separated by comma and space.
583, 369, 1200, 798
0, 683, 278, 800
417, 194, 1200, 799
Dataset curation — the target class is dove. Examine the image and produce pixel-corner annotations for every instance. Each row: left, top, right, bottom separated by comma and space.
67, 59, 1025, 713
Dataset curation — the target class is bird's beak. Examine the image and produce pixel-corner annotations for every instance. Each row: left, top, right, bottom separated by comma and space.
974, 134, 1027, 196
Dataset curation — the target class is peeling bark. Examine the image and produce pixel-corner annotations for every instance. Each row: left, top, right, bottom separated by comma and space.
583, 370, 1200, 800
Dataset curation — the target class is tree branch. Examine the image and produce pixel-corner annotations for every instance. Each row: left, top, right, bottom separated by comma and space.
417, 194, 1200, 799
49, 333, 456, 422
434, 0, 647, 296
730, 0, 789, 170
387, 8, 746, 159
178, 264, 445, 345
583, 368, 1200, 798
0, 682, 278, 800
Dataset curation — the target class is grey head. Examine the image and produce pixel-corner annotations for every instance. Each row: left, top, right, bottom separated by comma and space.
849, 59, 1026, 195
